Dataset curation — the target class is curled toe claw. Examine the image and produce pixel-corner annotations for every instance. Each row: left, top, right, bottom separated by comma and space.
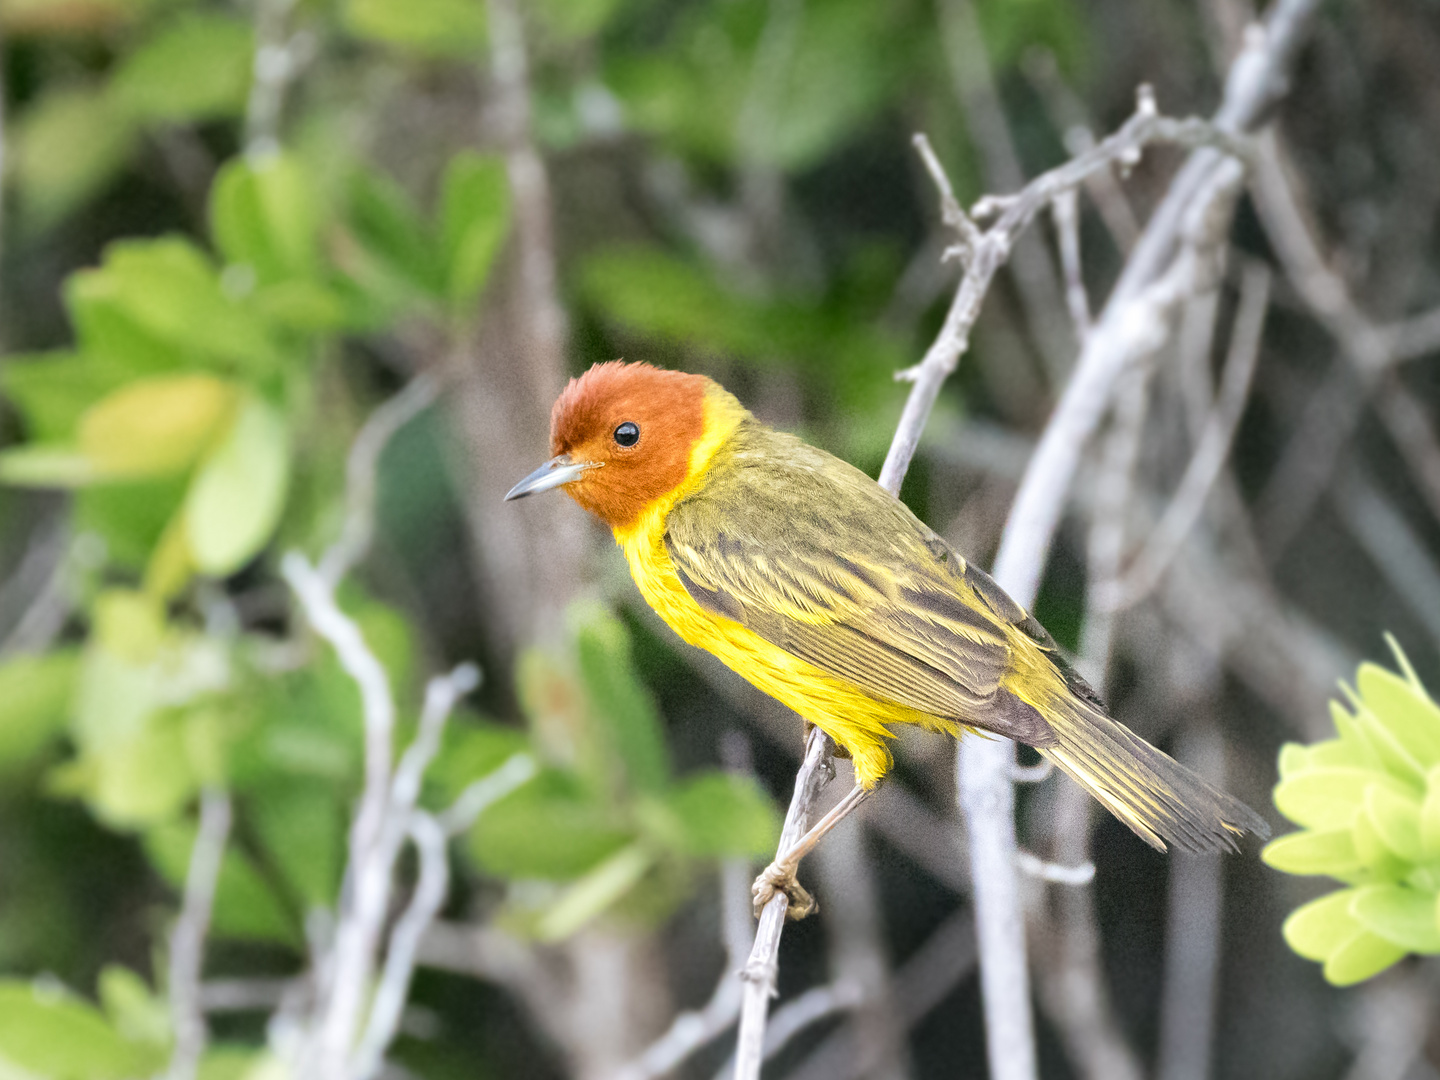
751, 862, 817, 920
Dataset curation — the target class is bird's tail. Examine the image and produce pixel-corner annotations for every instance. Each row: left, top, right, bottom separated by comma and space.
1036, 693, 1270, 853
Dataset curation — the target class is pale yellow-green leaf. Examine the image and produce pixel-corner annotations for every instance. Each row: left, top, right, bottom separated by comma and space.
79, 374, 238, 478
1350, 884, 1440, 954
93, 589, 167, 665
1281, 888, 1362, 961
1356, 662, 1440, 768
0, 444, 102, 486
536, 843, 653, 942
0, 978, 163, 1078
1321, 929, 1407, 986
0, 651, 79, 773
1273, 768, 1407, 830
344, 0, 486, 56
1351, 805, 1409, 878
110, 12, 254, 124
1261, 828, 1363, 877
97, 966, 169, 1049
13, 85, 136, 229
183, 397, 289, 576
1364, 784, 1425, 863
1421, 764, 1440, 858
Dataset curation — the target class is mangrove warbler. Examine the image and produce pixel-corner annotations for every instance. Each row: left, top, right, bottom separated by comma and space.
507, 361, 1268, 853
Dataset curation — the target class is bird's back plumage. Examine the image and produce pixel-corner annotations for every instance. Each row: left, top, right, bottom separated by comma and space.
650, 416, 1267, 853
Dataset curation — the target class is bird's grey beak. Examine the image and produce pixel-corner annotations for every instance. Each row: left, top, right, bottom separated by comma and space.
504, 455, 600, 501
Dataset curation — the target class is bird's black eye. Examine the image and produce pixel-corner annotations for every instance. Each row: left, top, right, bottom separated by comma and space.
614, 421, 640, 447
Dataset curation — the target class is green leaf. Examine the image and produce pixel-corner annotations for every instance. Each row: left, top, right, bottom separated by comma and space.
0, 979, 163, 1079
532, 0, 626, 40
339, 167, 443, 304
0, 445, 103, 486
1276, 742, 1311, 779
535, 842, 653, 941
1273, 768, 1410, 830
79, 374, 240, 479
211, 152, 323, 285
572, 604, 669, 793
1329, 702, 1384, 771
1261, 828, 1363, 877
1351, 883, 1440, 953
660, 771, 779, 857
74, 477, 189, 569
1322, 929, 1407, 986
67, 238, 282, 376
64, 712, 199, 828
92, 589, 167, 665
1282, 888, 1362, 961
344, 0, 487, 56
1422, 765, 1440, 858
579, 248, 774, 359
467, 770, 633, 879
0, 351, 133, 441
1351, 804, 1409, 878
13, 86, 136, 230
1364, 785, 1425, 863
0, 651, 79, 774
110, 13, 254, 124
183, 396, 289, 576
1356, 662, 1440, 769
145, 820, 299, 945
439, 152, 510, 313
198, 1046, 273, 1080
249, 782, 344, 908
97, 966, 169, 1049
426, 721, 532, 809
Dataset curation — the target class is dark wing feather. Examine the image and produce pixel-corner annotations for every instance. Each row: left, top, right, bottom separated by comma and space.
664, 423, 1026, 727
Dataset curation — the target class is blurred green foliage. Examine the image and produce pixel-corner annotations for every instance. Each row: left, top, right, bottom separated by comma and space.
1265, 639, 1440, 985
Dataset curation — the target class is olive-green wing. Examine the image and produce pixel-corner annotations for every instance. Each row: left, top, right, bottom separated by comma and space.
663, 427, 1045, 738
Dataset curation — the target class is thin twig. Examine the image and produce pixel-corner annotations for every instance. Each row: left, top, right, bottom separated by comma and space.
616, 860, 752, 1080
164, 789, 233, 1080
319, 376, 440, 587
881, 88, 1251, 496
963, 7, 1318, 1079
1036, 339, 1149, 1080
437, 752, 538, 836
351, 812, 449, 1080
1052, 189, 1092, 341
1156, 722, 1226, 1080
1020, 48, 1142, 252
284, 552, 396, 888
1015, 851, 1095, 886
1100, 261, 1270, 610
761, 982, 864, 1060
1248, 129, 1440, 548
1331, 466, 1440, 656
733, 729, 835, 1080
811, 815, 909, 1080
785, 908, 977, 1080
285, 551, 398, 1080
1382, 305, 1440, 365
244, 0, 310, 156
938, 0, 1075, 382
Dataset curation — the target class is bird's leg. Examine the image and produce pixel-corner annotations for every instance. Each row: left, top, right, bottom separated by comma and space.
752, 783, 873, 919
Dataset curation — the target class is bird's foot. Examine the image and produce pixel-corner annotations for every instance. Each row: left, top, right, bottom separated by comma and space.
752, 860, 816, 921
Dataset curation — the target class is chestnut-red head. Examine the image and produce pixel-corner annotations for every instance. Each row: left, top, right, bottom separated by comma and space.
505, 361, 723, 531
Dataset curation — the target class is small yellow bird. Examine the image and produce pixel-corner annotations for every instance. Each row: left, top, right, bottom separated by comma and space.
507, 361, 1268, 855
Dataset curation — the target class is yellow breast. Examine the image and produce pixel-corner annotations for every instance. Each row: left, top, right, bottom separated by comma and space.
610, 391, 948, 787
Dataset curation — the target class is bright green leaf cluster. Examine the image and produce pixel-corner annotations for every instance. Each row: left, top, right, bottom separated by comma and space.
1265, 639, 1440, 984
461, 603, 780, 940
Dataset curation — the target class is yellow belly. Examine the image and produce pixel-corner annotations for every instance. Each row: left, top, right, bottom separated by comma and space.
616, 520, 951, 787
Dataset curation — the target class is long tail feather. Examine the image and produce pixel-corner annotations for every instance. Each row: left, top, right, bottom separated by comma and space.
1036, 695, 1271, 853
